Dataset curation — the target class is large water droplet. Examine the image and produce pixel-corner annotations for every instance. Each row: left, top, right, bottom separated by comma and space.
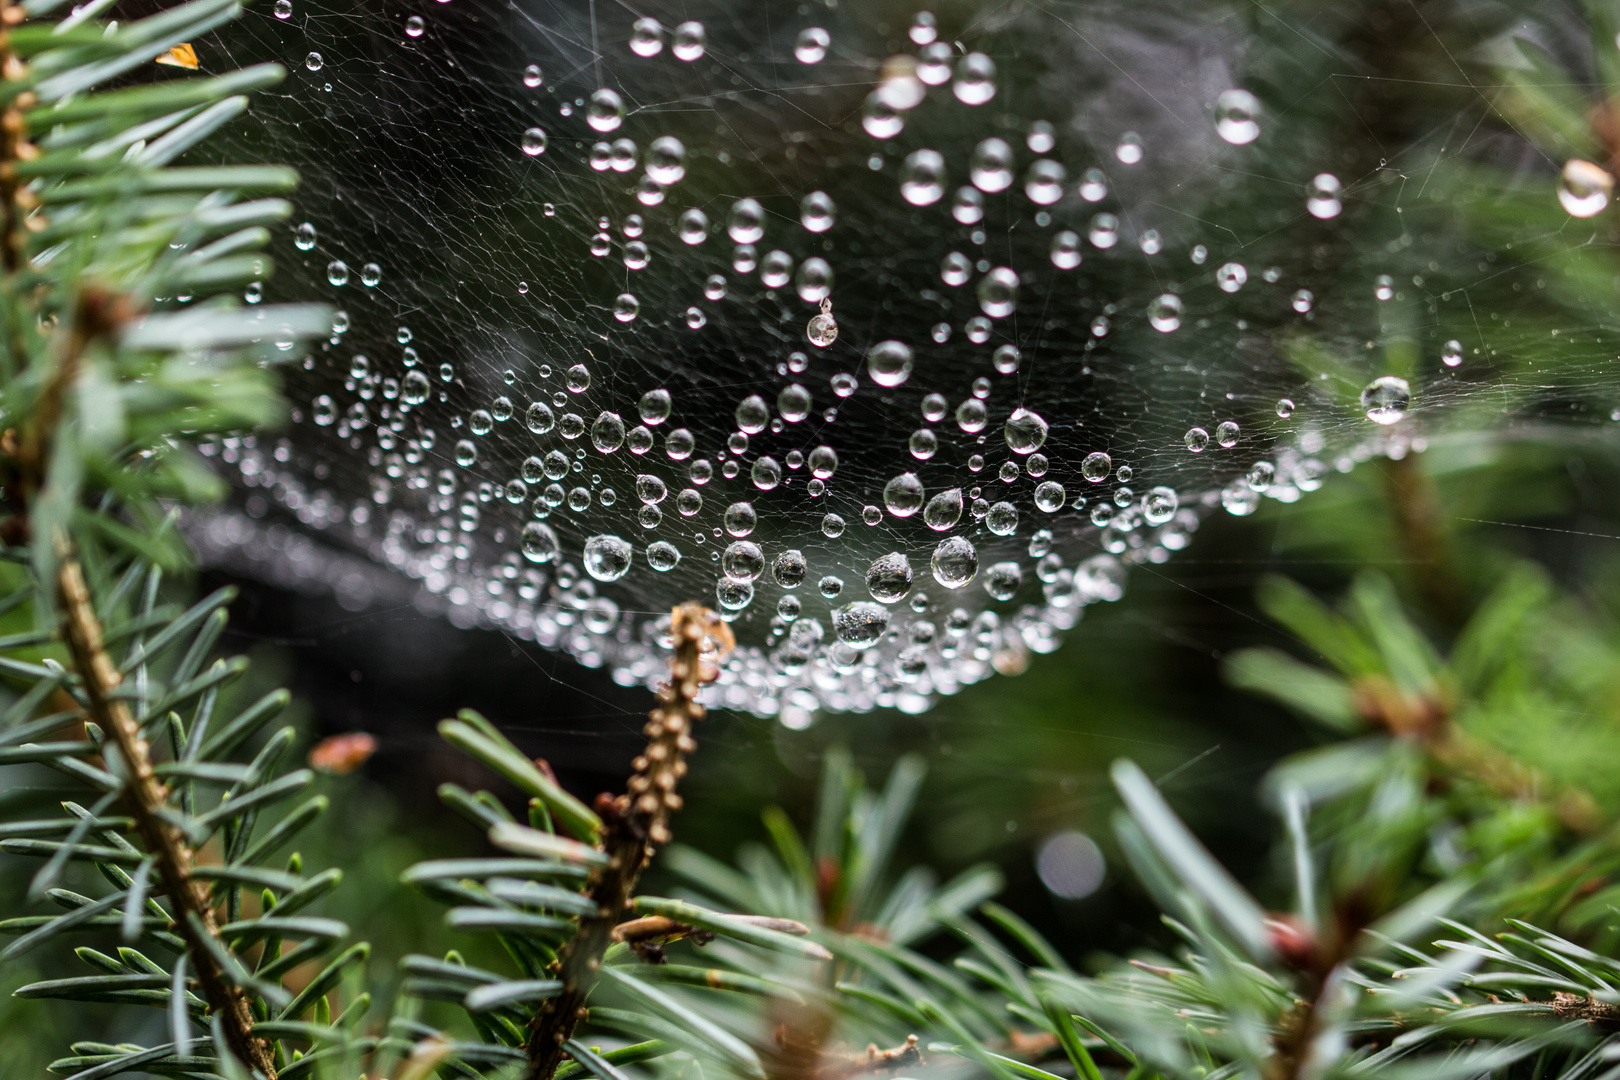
722, 540, 765, 582
1147, 293, 1182, 332
970, 137, 1014, 192
868, 340, 914, 387
884, 472, 926, 516
521, 127, 548, 155
1004, 408, 1048, 454
774, 549, 807, 588
833, 602, 890, 648
1025, 159, 1065, 204
647, 541, 681, 571
1441, 339, 1463, 367
1142, 486, 1179, 525
1361, 376, 1411, 425
629, 17, 664, 57
952, 52, 996, 105
1214, 88, 1261, 145
724, 501, 757, 536
986, 501, 1018, 536
901, 149, 947, 206
1081, 452, 1112, 481
1559, 159, 1613, 217
931, 536, 978, 588
1035, 481, 1066, 512
923, 488, 964, 530
728, 198, 765, 244
1306, 173, 1342, 219
978, 267, 1019, 318
672, 20, 705, 60
592, 411, 626, 452
645, 136, 686, 185
983, 561, 1023, 601
586, 87, 625, 133
866, 552, 914, 603
520, 522, 559, 563
583, 535, 633, 581
794, 26, 829, 63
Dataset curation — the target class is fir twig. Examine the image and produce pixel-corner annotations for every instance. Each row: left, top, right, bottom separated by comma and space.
57, 550, 277, 1077
522, 602, 733, 1080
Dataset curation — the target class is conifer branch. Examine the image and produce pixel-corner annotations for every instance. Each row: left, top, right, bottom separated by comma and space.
57, 550, 278, 1077
522, 602, 732, 1080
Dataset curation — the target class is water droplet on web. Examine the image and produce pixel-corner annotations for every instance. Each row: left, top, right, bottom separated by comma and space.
703, 274, 726, 301
404, 15, 424, 36
978, 267, 1019, 317
956, 397, 987, 433
941, 251, 972, 286
312, 394, 336, 425
820, 575, 845, 598
877, 54, 925, 110
952, 51, 996, 105
1559, 159, 1613, 217
1050, 231, 1082, 269
923, 487, 963, 530
1082, 451, 1111, 481
773, 549, 807, 588
525, 401, 554, 434
778, 383, 812, 422
970, 137, 1013, 192
986, 501, 1018, 535
821, 513, 845, 538
1374, 274, 1394, 301
1221, 481, 1260, 517
949, 185, 985, 225
922, 394, 947, 421
867, 340, 913, 386
1215, 88, 1260, 145
583, 535, 632, 581
646, 541, 681, 571
1215, 421, 1240, 447
1035, 481, 1066, 511
1361, 376, 1411, 425
1025, 159, 1065, 204
1216, 262, 1247, 293
866, 552, 914, 604
671, 20, 706, 61
1088, 213, 1118, 248
274, 0, 291, 16
613, 293, 639, 322
522, 63, 542, 87
901, 149, 947, 205
761, 249, 794, 287
1142, 486, 1178, 525
1292, 289, 1314, 313
1114, 131, 1143, 164
808, 445, 838, 477
1276, 398, 1295, 418
722, 540, 765, 582
1147, 293, 1182, 332
327, 260, 348, 286
931, 536, 978, 588
306, 51, 323, 72
455, 439, 477, 466
1307, 173, 1342, 219
797, 259, 833, 304
910, 10, 937, 44
884, 472, 926, 517
592, 411, 626, 452
1246, 462, 1275, 491
917, 40, 952, 84
728, 198, 764, 244
983, 561, 1022, 600
293, 222, 316, 250
645, 136, 685, 184
795, 26, 829, 64
468, 408, 493, 435
751, 456, 782, 490
723, 501, 757, 537
862, 92, 904, 138
910, 428, 939, 460
734, 395, 769, 433
833, 602, 888, 647
586, 88, 626, 133
1026, 119, 1056, 153
629, 17, 663, 57
1442, 339, 1463, 367
1005, 407, 1048, 453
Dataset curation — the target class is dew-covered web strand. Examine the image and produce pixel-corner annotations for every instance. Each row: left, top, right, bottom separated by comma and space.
188, 0, 1620, 724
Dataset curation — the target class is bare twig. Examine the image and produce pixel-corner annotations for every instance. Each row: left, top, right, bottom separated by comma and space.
522, 603, 732, 1080
811, 1036, 923, 1080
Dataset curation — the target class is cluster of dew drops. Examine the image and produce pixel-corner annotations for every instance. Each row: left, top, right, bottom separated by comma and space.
266, 3, 1511, 701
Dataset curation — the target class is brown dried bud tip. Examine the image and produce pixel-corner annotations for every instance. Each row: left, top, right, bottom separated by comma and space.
1264, 914, 1317, 969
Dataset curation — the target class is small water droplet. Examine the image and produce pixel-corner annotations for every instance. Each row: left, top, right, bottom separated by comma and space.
587, 88, 625, 133
952, 51, 996, 105
1114, 131, 1144, 164
867, 340, 913, 387
1441, 339, 1463, 367
833, 601, 889, 647
983, 561, 1023, 601
326, 260, 348, 286
305, 51, 323, 71
931, 536, 978, 588
523, 63, 542, 87
1082, 451, 1112, 481
672, 20, 706, 60
1560, 159, 1613, 217
1307, 173, 1342, 219
1215, 420, 1240, 447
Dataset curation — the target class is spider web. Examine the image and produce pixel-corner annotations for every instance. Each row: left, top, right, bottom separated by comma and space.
182, 0, 1620, 723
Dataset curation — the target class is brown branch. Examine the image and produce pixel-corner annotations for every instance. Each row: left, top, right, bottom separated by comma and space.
58, 551, 277, 1077
1551, 992, 1620, 1033
522, 603, 732, 1080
